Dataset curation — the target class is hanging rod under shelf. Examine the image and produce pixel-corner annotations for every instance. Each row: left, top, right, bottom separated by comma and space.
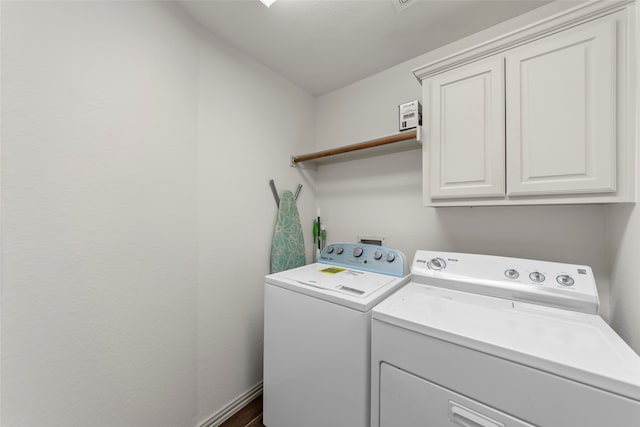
291, 129, 420, 167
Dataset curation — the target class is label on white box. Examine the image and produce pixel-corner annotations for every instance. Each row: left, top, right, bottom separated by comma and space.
399, 100, 422, 131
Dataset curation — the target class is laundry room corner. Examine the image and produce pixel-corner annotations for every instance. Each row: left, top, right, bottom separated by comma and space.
193, 19, 317, 427
0, 1, 318, 426
314, 0, 618, 330
605, 0, 640, 354
3, 0, 640, 426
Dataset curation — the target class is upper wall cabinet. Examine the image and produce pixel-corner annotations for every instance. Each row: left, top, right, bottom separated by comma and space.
430, 57, 505, 199
414, 1, 636, 206
505, 17, 617, 197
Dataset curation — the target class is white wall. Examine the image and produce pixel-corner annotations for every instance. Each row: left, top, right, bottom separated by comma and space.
3, 2, 637, 427
607, 3, 640, 354
194, 29, 315, 424
609, 206, 640, 353
315, 1, 612, 322
1, 2, 199, 426
0, 2, 316, 426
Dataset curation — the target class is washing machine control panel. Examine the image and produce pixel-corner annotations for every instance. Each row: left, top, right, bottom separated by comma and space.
319, 243, 407, 277
411, 251, 599, 314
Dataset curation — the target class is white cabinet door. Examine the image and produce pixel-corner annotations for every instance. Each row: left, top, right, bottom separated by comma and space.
429, 57, 506, 199
505, 18, 618, 196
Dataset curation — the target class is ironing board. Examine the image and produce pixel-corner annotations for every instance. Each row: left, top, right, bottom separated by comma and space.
271, 191, 305, 273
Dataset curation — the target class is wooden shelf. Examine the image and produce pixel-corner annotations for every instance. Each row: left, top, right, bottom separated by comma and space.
291, 128, 421, 167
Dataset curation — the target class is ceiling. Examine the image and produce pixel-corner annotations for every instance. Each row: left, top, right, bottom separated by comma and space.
181, 0, 549, 96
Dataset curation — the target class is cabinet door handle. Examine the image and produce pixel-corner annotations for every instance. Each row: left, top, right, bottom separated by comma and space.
449, 401, 505, 427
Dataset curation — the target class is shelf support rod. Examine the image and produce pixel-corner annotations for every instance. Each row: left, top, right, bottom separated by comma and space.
290, 129, 418, 165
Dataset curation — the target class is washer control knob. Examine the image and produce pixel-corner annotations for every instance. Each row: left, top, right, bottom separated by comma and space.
386, 252, 396, 263
556, 274, 575, 287
504, 269, 520, 280
336, 247, 344, 255
353, 247, 363, 258
373, 250, 383, 260
326, 246, 334, 254
428, 258, 446, 270
529, 272, 545, 283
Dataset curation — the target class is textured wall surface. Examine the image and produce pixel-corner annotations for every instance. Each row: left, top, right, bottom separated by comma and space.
0, 2, 316, 426
1, 2, 199, 426
2, 2, 637, 427
194, 29, 315, 424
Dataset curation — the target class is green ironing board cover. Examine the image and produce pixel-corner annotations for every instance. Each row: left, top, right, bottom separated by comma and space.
271, 191, 305, 273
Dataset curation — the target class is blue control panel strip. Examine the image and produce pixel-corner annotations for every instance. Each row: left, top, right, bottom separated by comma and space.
318, 242, 406, 277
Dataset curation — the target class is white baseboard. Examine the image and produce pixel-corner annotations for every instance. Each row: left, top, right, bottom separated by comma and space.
198, 382, 263, 427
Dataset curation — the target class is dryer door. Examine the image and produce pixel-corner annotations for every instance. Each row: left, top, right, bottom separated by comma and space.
379, 363, 534, 427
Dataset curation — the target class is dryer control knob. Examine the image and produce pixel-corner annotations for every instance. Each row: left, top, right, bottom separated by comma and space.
374, 250, 383, 260
556, 274, 575, 287
428, 258, 446, 270
529, 272, 545, 283
386, 252, 396, 263
336, 247, 344, 255
504, 269, 520, 280
326, 246, 334, 254
353, 247, 363, 258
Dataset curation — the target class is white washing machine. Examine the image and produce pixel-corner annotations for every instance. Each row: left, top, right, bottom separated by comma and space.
371, 251, 640, 427
264, 242, 409, 427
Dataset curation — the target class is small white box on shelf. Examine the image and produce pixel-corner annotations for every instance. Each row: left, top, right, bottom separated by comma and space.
398, 100, 422, 131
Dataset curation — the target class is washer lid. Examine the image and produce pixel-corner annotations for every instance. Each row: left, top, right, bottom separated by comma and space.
266, 263, 409, 311
373, 283, 640, 402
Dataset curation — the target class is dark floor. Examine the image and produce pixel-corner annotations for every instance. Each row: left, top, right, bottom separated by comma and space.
220, 395, 263, 427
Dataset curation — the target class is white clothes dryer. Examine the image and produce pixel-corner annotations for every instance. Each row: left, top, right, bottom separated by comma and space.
371, 251, 640, 427
264, 242, 409, 427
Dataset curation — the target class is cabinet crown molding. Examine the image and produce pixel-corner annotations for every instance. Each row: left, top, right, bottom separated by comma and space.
412, 0, 633, 81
